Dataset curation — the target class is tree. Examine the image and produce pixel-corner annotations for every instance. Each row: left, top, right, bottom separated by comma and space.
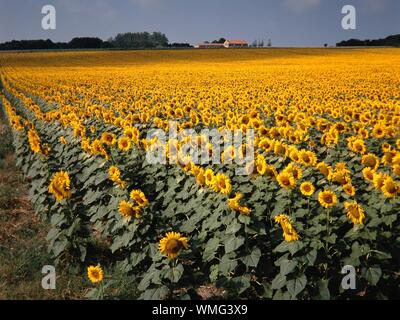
267, 39, 272, 47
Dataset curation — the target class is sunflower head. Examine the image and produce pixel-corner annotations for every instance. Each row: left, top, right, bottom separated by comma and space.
48, 171, 71, 202
381, 176, 399, 198
101, 132, 116, 146
362, 167, 375, 182
318, 190, 337, 208
277, 171, 296, 190
87, 265, 104, 284
361, 153, 380, 170
130, 189, 149, 207
159, 232, 189, 259
118, 201, 141, 221
274, 214, 299, 242
118, 136, 132, 152
344, 201, 365, 225
300, 181, 315, 197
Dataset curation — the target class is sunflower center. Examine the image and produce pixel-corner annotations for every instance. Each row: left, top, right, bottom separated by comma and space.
166, 239, 182, 254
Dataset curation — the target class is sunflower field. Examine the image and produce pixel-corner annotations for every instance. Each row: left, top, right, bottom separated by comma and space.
0, 48, 399, 300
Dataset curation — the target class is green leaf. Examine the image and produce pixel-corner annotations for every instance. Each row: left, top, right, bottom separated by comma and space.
242, 248, 261, 268
286, 274, 307, 298
139, 286, 169, 300
203, 238, 220, 262
226, 220, 242, 234
279, 259, 297, 276
164, 264, 184, 283
209, 264, 219, 282
363, 266, 382, 286
271, 273, 286, 290
230, 276, 251, 295
224, 236, 245, 254
315, 279, 330, 300
219, 255, 237, 275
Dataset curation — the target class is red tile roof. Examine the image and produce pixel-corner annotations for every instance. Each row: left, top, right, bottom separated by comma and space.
225, 40, 248, 44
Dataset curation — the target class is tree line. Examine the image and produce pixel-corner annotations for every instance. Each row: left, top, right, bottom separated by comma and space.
337, 34, 400, 47
0, 32, 192, 51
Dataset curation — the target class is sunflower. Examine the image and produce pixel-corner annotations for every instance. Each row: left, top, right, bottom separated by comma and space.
277, 171, 296, 190
258, 138, 274, 152
108, 166, 126, 189
361, 153, 380, 170
130, 189, 149, 207
284, 163, 302, 180
343, 183, 356, 196
344, 202, 365, 225
300, 181, 315, 197
317, 162, 330, 177
350, 139, 366, 154
118, 136, 132, 152
274, 214, 299, 242
362, 167, 375, 182
195, 168, 206, 186
299, 150, 317, 167
28, 129, 42, 154
159, 232, 189, 259
204, 168, 215, 187
255, 155, 267, 175
48, 171, 72, 202
118, 201, 141, 221
381, 176, 399, 198
393, 165, 400, 177
372, 123, 385, 138
265, 164, 278, 178
227, 192, 251, 215
101, 132, 116, 146
372, 172, 386, 190
212, 173, 232, 195
87, 265, 104, 283
318, 190, 337, 208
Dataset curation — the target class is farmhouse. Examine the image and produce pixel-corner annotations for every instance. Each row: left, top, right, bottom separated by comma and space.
195, 42, 225, 49
195, 39, 248, 49
223, 40, 248, 48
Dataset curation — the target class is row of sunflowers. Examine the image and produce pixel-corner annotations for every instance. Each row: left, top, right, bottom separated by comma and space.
0, 49, 399, 299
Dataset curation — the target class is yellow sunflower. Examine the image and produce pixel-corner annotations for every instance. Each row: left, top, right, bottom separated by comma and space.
87, 265, 104, 283
318, 190, 337, 208
300, 181, 315, 197
344, 201, 366, 225
381, 176, 399, 198
27, 129, 42, 154
227, 192, 251, 215
159, 232, 189, 259
204, 168, 215, 187
277, 171, 296, 190
362, 167, 375, 182
212, 173, 232, 195
101, 132, 116, 146
361, 153, 379, 170
130, 189, 149, 207
118, 136, 132, 152
48, 171, 72, 202
343, 183, 356, 197
118, 201, 141, 221
274, 214, 299, 242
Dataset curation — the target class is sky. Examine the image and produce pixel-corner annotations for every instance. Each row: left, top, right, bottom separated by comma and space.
0, 0, 399, 46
